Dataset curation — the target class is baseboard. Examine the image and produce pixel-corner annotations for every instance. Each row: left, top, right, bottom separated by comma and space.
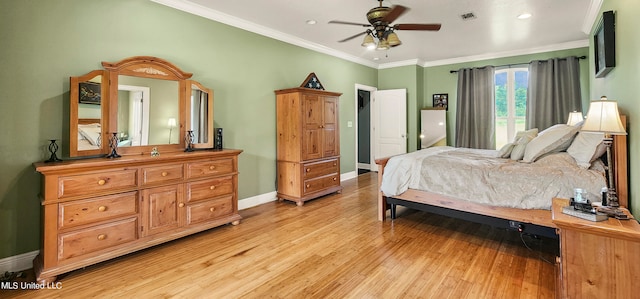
2, 172, 360, 272
341, 171, 357, 181
357, 163, 371, 170
0, 250, 38, 273
238, 191, 277, 210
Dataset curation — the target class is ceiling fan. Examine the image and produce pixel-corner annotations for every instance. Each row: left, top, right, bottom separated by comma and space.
329, 0, 441, 50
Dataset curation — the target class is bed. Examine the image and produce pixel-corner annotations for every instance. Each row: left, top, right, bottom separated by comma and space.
375, 117, 628, 236
77, 118, 102, 150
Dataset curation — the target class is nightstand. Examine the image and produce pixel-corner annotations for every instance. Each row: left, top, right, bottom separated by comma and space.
552, 198, 640, 298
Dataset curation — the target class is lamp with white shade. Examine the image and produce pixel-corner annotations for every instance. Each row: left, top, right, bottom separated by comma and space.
581, 96, 627, 208
566, 111, 583, 126
167, 118, 177, 144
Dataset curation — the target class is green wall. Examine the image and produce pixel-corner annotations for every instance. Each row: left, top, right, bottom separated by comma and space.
0, 0, 377, 259
590, 0, 640, 217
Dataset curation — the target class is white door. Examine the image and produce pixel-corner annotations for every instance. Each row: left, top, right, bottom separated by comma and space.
371, 89, 407, 171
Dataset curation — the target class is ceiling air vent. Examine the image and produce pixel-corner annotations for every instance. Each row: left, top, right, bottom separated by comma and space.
460, 12, 476, 20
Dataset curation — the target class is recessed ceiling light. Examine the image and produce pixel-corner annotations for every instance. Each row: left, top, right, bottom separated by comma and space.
373, 57, 380, 61
306, 20, 317, 25
517, 13, 532, 19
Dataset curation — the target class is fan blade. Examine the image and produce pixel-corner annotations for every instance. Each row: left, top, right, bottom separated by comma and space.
382, 5, 409, 24
394, 23, 442, 31
338, 31, 368, 43
329, 20, 372, 27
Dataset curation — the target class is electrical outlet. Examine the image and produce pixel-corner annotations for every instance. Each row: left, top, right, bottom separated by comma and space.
508, 220, 521, 229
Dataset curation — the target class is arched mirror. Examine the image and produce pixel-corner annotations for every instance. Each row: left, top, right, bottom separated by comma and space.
68, 56, 215, 157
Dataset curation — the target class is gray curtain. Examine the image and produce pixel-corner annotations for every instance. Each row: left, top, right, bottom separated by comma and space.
455, 66, 495, 149
526, 56, 582, 130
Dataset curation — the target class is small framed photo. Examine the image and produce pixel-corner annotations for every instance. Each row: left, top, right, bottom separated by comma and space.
79, 82, 101, 105
433, 93, 448, 111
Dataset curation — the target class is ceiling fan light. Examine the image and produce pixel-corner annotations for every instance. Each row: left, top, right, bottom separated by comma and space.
361, 34, 375, 48
387, 32, 401, 47
376, 39, 390, 50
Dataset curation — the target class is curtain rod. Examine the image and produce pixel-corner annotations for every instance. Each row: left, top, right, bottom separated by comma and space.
449, 56, 587, 73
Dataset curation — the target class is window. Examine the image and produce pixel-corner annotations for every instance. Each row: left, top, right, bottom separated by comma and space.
495, 68, 528, 149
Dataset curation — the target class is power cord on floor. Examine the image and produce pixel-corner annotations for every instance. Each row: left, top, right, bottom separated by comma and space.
518, 231, 554, 265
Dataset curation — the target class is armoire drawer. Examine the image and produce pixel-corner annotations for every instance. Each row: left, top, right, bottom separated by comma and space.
186, 176, 233, 202
185, 196, 234, 226
58, 169, 138, 198
58, 191, 138, 229
141, 164, 184, 185
303, 174, 339, 195
58, 217, 138, 261
302, 159, 339, 179
187, 158, 234, 179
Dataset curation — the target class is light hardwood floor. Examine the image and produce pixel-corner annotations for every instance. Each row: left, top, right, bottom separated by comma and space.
4, 172, 556, 298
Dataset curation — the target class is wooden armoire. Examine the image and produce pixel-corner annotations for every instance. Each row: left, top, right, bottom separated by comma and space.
275, 87, 342, 206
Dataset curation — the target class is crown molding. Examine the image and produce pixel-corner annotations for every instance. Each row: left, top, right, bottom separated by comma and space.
378, 59, 423, 70
421, 40, 589, 68
582, 0, 604, 34
150, 0, 378, 68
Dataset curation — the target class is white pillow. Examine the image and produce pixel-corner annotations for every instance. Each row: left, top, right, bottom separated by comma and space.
567, 132, 606, 168
514, 128, 538, 142
511, 135, 534, 160
523, 124, 580, 162
498, 142, 515, 158
79, 124, 102, 146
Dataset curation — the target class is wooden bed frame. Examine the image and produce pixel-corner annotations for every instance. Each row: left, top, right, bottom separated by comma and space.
376, 116, 629, 232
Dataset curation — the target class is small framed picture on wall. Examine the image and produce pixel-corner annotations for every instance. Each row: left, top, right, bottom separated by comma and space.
433, 93, 448, 111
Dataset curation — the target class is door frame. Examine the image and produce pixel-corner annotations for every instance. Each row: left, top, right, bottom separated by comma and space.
354, 84, 377, 173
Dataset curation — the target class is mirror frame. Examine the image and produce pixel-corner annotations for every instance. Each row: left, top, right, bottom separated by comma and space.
69, 56, 215, 157
186, 80, 214, 149
69, 70, 109, 157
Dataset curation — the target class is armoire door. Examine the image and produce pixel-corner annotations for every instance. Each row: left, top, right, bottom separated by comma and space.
302, 93, 323, 161
322, 96, 339, 157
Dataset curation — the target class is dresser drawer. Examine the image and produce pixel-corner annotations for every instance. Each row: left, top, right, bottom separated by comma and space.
58, 217, 137, 261
303, 158, 339, 179
186, 176, 233, 202
59, 169, 138, 198
59, 191, 138, 229
185, 196, 233, 226
303, 174, 339, 195
141, 164, 184, 185
187, 158, 234, 179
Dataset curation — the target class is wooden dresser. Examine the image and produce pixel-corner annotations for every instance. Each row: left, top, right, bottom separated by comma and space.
33, 149, 242, 283
552, 198, 640, 298
275, 87, 342, 206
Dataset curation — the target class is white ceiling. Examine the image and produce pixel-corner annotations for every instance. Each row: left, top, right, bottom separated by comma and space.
152, 0, 602, 68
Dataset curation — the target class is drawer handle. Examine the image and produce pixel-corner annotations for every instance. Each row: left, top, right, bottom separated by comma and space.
98, 206, 107, 212
161, 172, 168, 177
306, 184, 310, 188
97, 234, 106, 241
210, 186, 216, 190
97, 179, 106, 186
306, 168, 311, 172
209, 207, 215, 212
333, 177, 337, 181
179, 203, 185, 208
333, 163, 337, 166
209, 166, 216, 170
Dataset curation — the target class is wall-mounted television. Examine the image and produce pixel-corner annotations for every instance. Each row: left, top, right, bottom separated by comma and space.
594, 10, 615, 78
